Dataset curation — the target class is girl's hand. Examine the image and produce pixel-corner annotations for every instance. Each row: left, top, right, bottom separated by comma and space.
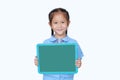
76, 58, 82, 68
34, 56, 38, 66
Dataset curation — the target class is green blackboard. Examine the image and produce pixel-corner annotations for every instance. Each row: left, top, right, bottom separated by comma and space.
36, 43, 78, 74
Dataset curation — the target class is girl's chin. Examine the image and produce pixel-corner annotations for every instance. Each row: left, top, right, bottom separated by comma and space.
55, 33, 66, 37
56, 32, 64, 35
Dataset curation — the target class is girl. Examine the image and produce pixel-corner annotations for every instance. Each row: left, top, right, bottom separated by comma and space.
34, 8, 84, 80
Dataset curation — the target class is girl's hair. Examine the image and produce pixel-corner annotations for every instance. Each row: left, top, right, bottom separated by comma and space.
48, 8, 70, 36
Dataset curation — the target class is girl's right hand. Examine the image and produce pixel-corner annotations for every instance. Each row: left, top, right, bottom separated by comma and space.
34, 56, 38, 66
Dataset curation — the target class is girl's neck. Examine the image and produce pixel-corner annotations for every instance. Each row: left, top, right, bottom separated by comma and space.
54, 34, 67, 39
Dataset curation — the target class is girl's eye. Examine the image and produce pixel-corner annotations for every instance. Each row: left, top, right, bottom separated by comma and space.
62, 22, 64, 23
54, 22, 58, 24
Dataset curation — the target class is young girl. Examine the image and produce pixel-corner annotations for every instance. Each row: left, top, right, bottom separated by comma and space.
34, 8, 84, 80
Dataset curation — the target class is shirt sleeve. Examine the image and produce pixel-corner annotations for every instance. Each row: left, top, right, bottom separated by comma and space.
43, 39, 50, 43
69, 39, 84, 60
76, 43, 84, 60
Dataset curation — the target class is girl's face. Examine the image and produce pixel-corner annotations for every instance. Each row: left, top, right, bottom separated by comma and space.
49, 12, 70, 38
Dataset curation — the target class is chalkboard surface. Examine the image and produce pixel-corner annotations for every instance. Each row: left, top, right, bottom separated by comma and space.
36, 43, 78, 74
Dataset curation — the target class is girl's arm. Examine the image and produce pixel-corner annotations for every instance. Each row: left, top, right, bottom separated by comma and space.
34, 56, 38, 66
76, 58, 82, 68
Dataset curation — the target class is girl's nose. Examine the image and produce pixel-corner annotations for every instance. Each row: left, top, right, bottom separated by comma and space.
58, 23, 62, 28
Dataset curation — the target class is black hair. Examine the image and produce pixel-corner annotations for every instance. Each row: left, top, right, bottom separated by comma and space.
48, 8, 70, 35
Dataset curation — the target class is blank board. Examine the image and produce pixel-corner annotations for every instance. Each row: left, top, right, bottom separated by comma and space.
36, 43, 78, 74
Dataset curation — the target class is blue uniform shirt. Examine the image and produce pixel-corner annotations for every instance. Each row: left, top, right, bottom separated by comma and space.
42, 35, 83, 80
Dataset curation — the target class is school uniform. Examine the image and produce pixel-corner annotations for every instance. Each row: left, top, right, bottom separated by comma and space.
42, 35, 83, 80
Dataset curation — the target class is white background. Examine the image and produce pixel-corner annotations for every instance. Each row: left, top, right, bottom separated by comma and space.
0, 0, 120, 80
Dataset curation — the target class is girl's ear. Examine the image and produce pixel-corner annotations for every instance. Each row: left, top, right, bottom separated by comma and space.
48, 22, 52, 27
48, 22, 50, 26
67, 21, 71, 26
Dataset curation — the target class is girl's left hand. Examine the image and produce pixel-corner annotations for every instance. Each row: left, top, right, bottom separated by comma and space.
75, 58, 82, 68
